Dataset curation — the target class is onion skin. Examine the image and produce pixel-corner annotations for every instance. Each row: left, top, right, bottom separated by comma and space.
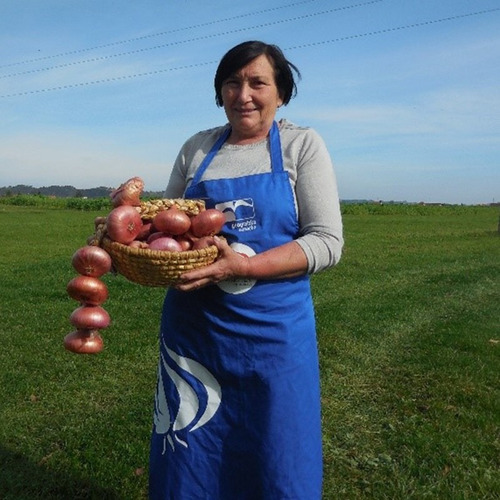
153, 207, 191, 235
64, 329, 104, 354
70, 305, 111, 330
72, 246, 112, 277
67, 276, 108, 306
190, 209, 226, 237
106, 205, 143, 244
148, 237, 183, 252
110, 176, 144, 207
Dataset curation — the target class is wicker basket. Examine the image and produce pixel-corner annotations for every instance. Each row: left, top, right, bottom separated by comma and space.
93, 199, 220, 287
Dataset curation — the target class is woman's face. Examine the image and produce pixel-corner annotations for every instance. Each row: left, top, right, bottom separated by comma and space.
221, 54, 283, 144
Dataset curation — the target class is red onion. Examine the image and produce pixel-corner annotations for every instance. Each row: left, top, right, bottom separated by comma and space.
66, 276, 108, 306
148, 236, 182, 252
129, 240, 149, 249
70, 305, 111, 330
110, 176, 144, 207
190, 209, 226, 237
106, 205, 143, 244
153, 207, 191, 235
64, 329, 104, 354
136, 221, 153, 241
147, 231, 167, 244
71, 246, 112, 277
176, 236, 193, 251
192, 236, 216, 250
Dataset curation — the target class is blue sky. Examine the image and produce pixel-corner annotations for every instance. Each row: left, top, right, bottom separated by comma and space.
0, 0, 498, 204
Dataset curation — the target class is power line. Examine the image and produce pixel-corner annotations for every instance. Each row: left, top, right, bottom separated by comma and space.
286, 7, 500, 51
0, 60, 219, 98
0, 7, 497, 99
0, 0, 385, 80
0, 0, 342, 69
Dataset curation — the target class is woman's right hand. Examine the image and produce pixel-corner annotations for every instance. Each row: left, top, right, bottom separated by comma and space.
175, 236, 250, 291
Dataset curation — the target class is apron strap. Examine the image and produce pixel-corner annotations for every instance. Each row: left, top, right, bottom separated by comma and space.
191, 126, 231, 186
190, 121, 284, 187
268, 121, 284, 173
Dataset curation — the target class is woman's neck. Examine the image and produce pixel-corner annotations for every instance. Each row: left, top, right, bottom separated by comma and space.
226, 120, 282, 145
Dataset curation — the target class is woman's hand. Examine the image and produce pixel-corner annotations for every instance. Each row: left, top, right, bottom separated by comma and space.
175, 236, 309, 292
175, 236, 250, 292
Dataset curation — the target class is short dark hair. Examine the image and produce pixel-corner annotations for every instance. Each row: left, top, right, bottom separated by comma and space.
214, 41, 301, 107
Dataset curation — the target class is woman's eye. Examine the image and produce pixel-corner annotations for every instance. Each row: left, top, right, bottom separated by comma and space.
250, 79, 269, 88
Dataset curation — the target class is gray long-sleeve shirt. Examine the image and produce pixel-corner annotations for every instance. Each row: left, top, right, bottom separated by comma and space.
165, 119, 343, 274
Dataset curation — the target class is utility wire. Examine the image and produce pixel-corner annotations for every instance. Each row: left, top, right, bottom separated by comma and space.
0, 0, 384, 80
0, 7, 497, 99
286, 7, 500, 50
0, 0, 355, 69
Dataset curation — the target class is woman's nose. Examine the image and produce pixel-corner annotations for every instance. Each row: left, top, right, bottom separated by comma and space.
237, 82, 251, 102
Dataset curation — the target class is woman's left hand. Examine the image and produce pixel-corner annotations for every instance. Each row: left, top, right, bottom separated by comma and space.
175, 236, 250, 292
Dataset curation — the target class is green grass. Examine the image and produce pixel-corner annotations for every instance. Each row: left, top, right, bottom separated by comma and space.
0, 204, 498, 499
316, 208, 500, 499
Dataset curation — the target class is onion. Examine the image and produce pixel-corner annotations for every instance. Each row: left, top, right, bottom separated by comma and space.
110, 176, 144, 207
70, 305, 111, 330
72, 246, 112, 277
190, 209, 226, 237
106, 205, 143, 244
67, 276, 108, 306
192, 236, 215, 250
191, 208, 226, 238
176, 236, 193, 251
129, 240, 149, 249
153, 207, 191, 235
147, 231, 168, 243
136, 222, 153, 241
64, 329, 104, 354
148, 236, 182, 252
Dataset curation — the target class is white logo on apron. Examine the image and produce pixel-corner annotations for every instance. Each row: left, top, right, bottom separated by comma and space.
215, 198, 254, 221
215, 198, 257, 232
217, 242, 257, 294
154, 339, 222, 452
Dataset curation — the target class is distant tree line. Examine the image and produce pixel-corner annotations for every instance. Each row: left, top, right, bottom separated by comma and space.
0, 184, 164, 199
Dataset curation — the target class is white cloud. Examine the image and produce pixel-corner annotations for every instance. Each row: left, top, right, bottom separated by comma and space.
0, 131, 173, 190
296, 83, 500, 143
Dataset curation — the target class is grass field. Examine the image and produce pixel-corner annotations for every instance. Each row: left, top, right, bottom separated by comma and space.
0, 203, 498, 499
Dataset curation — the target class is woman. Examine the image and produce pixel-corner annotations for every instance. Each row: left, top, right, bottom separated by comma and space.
149, 41, 343, 499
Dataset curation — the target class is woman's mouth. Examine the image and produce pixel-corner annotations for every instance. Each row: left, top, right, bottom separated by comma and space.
236, 108, 257, 115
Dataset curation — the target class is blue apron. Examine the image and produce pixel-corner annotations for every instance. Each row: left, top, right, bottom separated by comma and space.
149, 122, 323, 499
